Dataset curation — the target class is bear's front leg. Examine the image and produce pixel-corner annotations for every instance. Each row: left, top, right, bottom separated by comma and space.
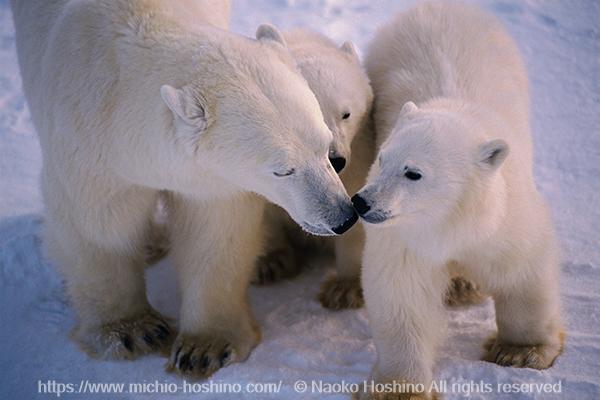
46, 185, 175, 360
166, 193, 264, 378
485, 252, 564, 369
360, 236, 447, 400
66, 244, 174, 360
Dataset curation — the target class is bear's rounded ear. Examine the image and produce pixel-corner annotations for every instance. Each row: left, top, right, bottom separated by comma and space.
400, 101, 418, 115
340, 41, 359, 60
256, 24, 287, 47
476, 139, 509, 171
161, 84, 208, 133
161, 85, 207, 127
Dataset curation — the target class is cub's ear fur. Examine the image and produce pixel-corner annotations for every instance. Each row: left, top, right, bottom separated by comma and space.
394, 101, 418, 128
340, 40, 359, 60
256, 24, 287, 47
477, 139, 509, 171
400, 101, 418, 115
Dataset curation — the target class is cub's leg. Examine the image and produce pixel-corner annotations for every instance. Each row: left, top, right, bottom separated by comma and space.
166, 193, 264, 378
319, 224, 364, 310
319, 130, 372, 310
361, 237, 446, 399
253, 208, 302, 285
252, 205, 305, 285
45, 180, 174, 359
484, 253, 564, 369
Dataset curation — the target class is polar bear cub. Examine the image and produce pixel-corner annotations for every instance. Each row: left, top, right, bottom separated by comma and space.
356, 2, 563, 397
12, 0, 357, 378
254, 29, 375, 309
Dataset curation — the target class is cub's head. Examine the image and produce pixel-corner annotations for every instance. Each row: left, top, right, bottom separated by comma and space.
293, 38, 373, 174
161, 25, 357, 236
353, 102, 509, 230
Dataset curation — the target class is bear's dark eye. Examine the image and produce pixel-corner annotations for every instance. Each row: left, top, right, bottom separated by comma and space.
273, 168, 295, 177
404, 170, 422, 181
342, 112, 351, 120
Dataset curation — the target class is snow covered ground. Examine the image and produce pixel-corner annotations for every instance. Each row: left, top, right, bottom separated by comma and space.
1, 0, 599, 398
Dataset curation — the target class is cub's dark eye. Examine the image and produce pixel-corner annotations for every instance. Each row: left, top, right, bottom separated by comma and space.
273, 168, 295, 177
342, 112, 351, 120
404, 170, 422, 181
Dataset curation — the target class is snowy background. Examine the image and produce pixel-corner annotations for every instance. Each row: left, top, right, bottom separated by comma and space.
1, 0, 599, 398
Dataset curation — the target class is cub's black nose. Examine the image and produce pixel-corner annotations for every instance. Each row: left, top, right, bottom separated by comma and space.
329, 157, 347, 173
332, 211, 358, 235
351, 194, 371, 215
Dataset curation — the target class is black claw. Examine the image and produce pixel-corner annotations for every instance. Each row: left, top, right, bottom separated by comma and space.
173, 345, 182, 364
188, 356, 197, 371
143, 333, 156, 348
121, 334, 134, 352
179, 352, 191, 371
272, 259, 284, 272
264, 266, 275, 282
201, 355, 211, 369
494, 347, 503, 362
155, 325, 170, 341
219, 350, 231, 367
452, 280, 459, 291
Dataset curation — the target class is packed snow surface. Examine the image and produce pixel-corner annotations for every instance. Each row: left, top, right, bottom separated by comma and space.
0, 0, 599, 398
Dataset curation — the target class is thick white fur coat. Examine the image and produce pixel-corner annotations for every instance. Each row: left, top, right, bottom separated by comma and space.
359, 2, 563, 396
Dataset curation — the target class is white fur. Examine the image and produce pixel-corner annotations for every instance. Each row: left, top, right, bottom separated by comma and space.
359, 2, 563, 394
11, 0, 355, 375
166, 0, 231, 30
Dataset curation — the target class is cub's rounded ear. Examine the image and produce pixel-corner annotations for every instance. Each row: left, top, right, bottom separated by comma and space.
256, 24, 287, 47
161, 84, 208, 132
394, 101, 418, 128
476, 139, 509, 171
340, 40, 359, 60
400, 101, 418, 115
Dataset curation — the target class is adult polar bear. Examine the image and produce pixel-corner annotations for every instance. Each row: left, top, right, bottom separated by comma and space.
11, 0, 357, 378
356, 3, 563, 398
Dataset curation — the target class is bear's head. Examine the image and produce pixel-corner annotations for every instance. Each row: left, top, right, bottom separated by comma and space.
160, 25, 357, 236
353, 102, 509, 231
295, 40, 373, 174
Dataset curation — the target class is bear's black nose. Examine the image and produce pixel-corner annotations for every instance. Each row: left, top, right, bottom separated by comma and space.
332, 211, 358, 235
329, 157, 347, 173
351, 194, 371, 215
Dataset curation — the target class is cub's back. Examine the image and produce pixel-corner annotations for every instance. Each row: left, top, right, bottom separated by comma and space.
366, 2, 530, 145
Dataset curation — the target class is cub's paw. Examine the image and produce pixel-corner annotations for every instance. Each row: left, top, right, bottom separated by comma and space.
483, 333, 565, 369
74, 309, 174, 360
318, 275, 364, 310
444, 276, 486, 307
252, 249, 301, 285
166, 329, 260, 379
